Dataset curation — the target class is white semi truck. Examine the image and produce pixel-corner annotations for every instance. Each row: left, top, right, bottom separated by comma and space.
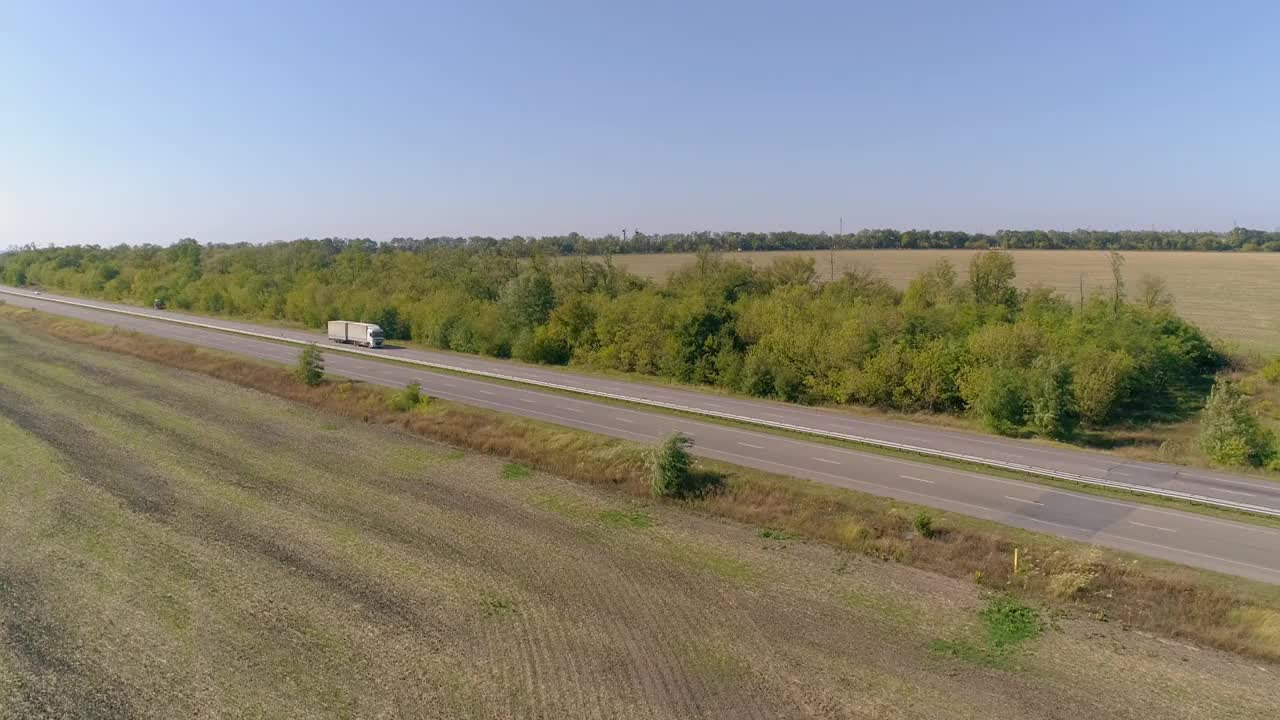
327, 320, 385, 348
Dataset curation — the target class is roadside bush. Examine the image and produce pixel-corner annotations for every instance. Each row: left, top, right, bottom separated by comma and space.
1199, 378, 1275, 467
913, 511, 936, 539
294, 346, 324, 386
649, 432, 693, 498
963, 367, 1028, 436
1071, 347, 1136, 427
1263, 357, 1280, 384
389, 382, 424, 411
1026, 358, 1077, 440
512, 326, 571, 364
1047, 547, 1104, 600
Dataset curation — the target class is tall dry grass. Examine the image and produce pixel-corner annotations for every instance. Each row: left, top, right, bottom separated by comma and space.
3, 303, 1277, 662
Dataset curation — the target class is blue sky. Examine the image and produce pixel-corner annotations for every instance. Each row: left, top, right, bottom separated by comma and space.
2, 1, 1277, 246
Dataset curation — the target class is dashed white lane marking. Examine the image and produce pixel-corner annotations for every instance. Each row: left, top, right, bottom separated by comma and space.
1004, 495, 1043, 506
477, 389, 495, 395
901, 475, 935, 484
1094, 532, 1280, 578
1210, 487, 1256, 497
1180, 473, 1278, 492
615, 417, 635, 423
737, 442, 765, 449
1129, 521, 1176, 533
813, 458, 841, 465
520, 397, 536, 403
562, 407, 583, 413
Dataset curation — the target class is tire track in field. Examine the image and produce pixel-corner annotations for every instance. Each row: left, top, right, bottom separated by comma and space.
0, 568, 141, 720
0, 383, 176, 517
0, 378, 447, 637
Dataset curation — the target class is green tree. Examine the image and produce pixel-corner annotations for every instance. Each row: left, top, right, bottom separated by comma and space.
1136, 273, 1173, 310
1108, 250, 1126, 313
513, 325, 570, 364
969, 251, 1017, 308
903, 259, 957, 310
1199, 379, 1274, 467
762, 256, 817, 288
1261, 357, 1280, 384
1026, 358, 1077, 439
962, 367, 1028, 436
649, 432, 693, 498
903, 339, 964, 411
1071, 348, 1136, 426
498, 267, 556, 332
295, 346, 325, 386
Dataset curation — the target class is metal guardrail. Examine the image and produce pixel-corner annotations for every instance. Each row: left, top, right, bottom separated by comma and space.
4, 287, 1278, 518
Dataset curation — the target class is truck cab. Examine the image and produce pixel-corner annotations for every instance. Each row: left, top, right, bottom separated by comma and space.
367, 325, 385, 348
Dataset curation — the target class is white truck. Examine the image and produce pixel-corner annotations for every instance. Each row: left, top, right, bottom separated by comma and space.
327, 320, 385, 348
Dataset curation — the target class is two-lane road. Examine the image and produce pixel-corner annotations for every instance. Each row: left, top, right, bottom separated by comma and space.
3, 287, 1279, 583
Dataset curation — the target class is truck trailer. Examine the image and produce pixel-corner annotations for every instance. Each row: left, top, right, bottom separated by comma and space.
327, 320, 385, 348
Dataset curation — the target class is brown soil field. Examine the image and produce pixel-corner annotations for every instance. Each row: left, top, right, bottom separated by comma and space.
594, 250, 1280, 354
2, 321, 1279, 718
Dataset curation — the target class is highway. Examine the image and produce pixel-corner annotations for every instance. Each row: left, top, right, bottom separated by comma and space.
3, 287, 1279, 583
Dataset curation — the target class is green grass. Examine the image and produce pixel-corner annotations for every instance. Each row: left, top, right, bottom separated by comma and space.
930, 594, 1044, 669
481, 596, 518, 616
500, 462, 531, 480
597, 508, 655, 528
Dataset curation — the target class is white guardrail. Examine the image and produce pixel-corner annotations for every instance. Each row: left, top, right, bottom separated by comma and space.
5, 287, 1278, 518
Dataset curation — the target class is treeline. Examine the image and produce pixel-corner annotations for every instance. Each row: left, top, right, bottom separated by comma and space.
0, 239, 1223, 441
399, 227, 1280, 254
8, 228, 1278, 260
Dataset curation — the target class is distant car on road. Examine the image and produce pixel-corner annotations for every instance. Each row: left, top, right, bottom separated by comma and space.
32, 290, 41, 296
153, 299, 166, 310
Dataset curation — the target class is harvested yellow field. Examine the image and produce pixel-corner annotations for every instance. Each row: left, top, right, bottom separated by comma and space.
600, 250, 1280, 353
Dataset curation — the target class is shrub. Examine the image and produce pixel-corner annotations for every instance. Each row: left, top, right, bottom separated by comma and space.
388, 382, 424, 411
294, 346, 324, 386
1026, 358, 1077, 440
979, 594, 1042, 650
512, 326, 571, 364
1071, 347, 1136, 426
1047, 547, 1104, 600
964, 367, 1028, 436
649, 432, 693, 498
1199, 378, 1275, 467
1263, 357, 1280, 384
913, 511, 936, 539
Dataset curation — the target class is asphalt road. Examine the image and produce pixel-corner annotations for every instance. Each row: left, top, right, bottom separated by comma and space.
3, 287, 1279, 583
